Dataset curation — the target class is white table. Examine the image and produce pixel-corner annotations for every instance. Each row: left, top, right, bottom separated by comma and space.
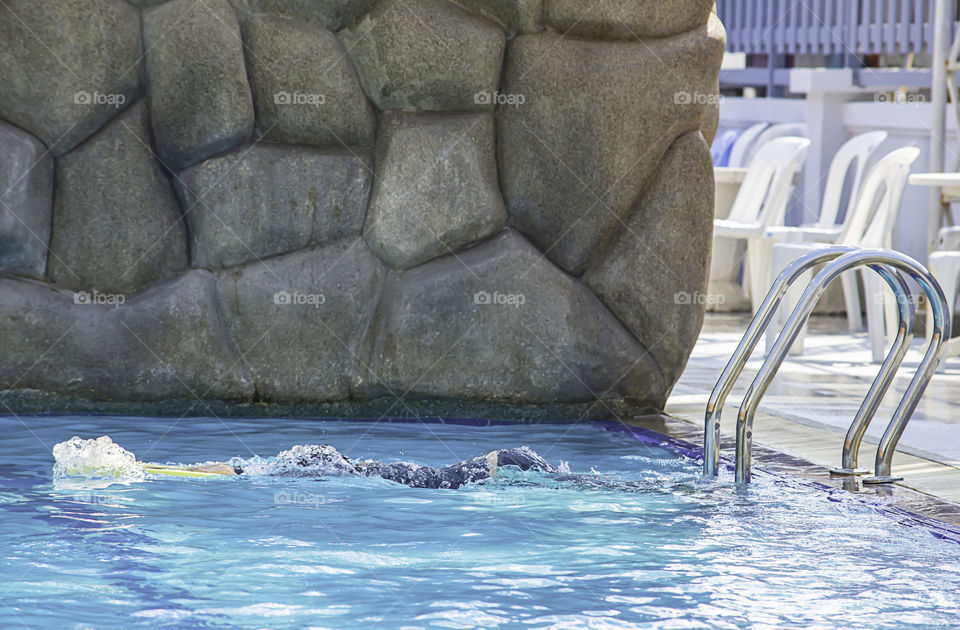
714, 167, 748, 220
909, 172, 960, 203
907, 173, 960, 362
714, 166, 748, 185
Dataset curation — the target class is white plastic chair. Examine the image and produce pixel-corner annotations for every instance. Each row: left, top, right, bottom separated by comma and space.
713, 136, 811, 314
766, 147, 921, 361
742, 123, 808, 168
925, 227, 960, 365
727, 122, 769, 168
763, 130, 889, 330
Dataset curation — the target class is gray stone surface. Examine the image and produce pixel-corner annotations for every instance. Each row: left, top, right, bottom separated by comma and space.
0, 270, 254, 401
342, 0, 506, 112
0, 0, 142, 155
544, 0, 714, 39
364, 113, 506, 269
216, 239, 385, 402
229, 0, 377, 30
0, 0, 725, 415
584, 132, 714, 389
143, 0, 254, 170
0, 121, 53, 279
0, 389, 625, 420
499, 17, 725, 274
450, 0, 542, 36
358, 230, 664, 407
177, 144, 372, 270
48, 101, 188, 294
241, 15, 375, 148
703, 78, 721, 146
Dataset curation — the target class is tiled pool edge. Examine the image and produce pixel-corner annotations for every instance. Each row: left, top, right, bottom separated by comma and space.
613, 414, 960, 536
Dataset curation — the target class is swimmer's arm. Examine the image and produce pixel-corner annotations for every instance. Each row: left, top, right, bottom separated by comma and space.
484, 451, 498, 477
187, 463, 240, 475
140, 462, 240, 476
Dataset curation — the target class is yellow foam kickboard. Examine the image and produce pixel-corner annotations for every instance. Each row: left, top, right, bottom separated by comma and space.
141, 463, 227, 478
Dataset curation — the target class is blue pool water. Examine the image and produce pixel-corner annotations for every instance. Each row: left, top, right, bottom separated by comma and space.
3, 415, 960, 629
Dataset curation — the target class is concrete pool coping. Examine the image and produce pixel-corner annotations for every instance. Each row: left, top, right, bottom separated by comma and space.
624, 412, 960, 531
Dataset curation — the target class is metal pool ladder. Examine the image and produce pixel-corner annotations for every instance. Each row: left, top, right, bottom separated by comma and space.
702, 246, 950, 485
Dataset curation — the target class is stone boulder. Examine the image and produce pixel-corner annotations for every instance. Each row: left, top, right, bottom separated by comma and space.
342, 0, 506, 112
241, 15, 375, 148
363, 113, 506, 269
143, 0, 254, 170
229, 0, 378, 30
0, 121, 53, 279
498, 16, 725, 274
0, 0, 142, 155
0, 271, 254, 401
176, 144, 372, 270
544, 0, 714, 39
48, 101, 188, 294
450, 0, 542, 36
358, 230, 664, 406
215, 239, 385, 402
584, 132, 714, 388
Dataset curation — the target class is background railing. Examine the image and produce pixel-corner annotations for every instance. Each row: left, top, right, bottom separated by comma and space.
718, 0, 960, 91
720, 0, 943, 57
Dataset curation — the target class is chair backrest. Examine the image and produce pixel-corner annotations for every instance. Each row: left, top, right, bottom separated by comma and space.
711, 129, 739, 166
727, 136, 811, 227
840, 147, 921, 248
743, 122, 808, 166
938, 226, 960, 251
710, 129, 740, 166
728, 122, 769, 168
816, 130, 888, 229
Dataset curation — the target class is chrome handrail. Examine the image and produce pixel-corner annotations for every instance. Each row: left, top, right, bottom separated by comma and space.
866, 255, 950, 483
734, 249, 949, 484
703, 245, 913, 477
833, 263, 914, 476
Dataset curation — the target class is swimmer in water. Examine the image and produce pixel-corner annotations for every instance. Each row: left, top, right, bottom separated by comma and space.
176, 445, 556, 490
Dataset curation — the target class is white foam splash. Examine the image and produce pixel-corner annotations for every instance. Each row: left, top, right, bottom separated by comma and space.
52, 436, 145, 481
227, 455, 272, 476
228, 444, 361, 477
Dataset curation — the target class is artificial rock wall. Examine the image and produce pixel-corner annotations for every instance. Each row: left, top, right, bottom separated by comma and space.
0, 0, 725, 419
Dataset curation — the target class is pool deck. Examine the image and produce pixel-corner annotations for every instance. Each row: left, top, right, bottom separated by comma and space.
662, 313, 960, 522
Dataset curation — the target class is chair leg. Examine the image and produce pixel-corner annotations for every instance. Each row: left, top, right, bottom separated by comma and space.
786, 268, 812, 356
747, 237, 775, 315
883, 283, 899, 350
839, 270, 864, 333
709, 234, 750, 311
765, 245, 813, 356
927, 254, 960, 371
862, 271, 888, 363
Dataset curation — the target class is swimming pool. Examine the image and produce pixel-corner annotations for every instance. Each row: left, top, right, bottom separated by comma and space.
3, 415, 960, 628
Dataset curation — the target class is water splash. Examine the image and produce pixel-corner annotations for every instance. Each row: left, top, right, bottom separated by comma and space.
229, 444, 362, 478
52, 436, 145, 481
